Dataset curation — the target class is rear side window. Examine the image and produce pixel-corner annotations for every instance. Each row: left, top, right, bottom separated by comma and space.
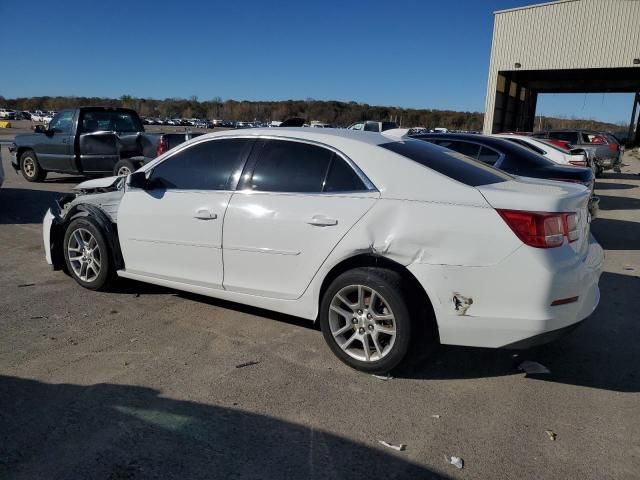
324, 157, 367, 192
250, 140, 333, 192
381, 139, 511, 186
150, 138, 249, 190
364, 122, 379, 132
477, 146, 501, 165
435, 140, 480, 159
80, 110, 143, 133
504, 138, 546, 155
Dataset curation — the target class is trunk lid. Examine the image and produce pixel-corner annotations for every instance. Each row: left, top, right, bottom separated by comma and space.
477, 176, 591, 256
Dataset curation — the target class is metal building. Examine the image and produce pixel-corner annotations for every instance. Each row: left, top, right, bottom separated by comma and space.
483, 0, 640, 142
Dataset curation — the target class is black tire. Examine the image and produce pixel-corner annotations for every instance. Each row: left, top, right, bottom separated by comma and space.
595, 165, 604, 178
63, 217, 114, 291
20, 150, 47, 182
113, 158, 138, 177
319, 268, 413, 374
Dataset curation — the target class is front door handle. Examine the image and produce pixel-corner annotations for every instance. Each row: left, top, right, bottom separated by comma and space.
308, 215, 338, 227
194, 208, 217, 220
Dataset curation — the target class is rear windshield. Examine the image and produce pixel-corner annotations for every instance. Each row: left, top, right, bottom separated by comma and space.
380, 139, 511, 186
80, 109, 143, 133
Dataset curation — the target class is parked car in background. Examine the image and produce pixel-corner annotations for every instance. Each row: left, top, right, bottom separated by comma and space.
532, 129, 620, 176
348, 121, 398, 132
409, 132, 598, 216
42, 128, 603, 373
494, 134, 588, 167
9, 107, 204, 180
0, 108, 16, 120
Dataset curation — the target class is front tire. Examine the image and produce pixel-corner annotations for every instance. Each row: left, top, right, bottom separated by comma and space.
63, 217, 114, 291
319, 268, 412, 374
20, 150, 47, 182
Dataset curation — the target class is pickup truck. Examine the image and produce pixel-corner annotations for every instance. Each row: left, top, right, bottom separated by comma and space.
9, 107, 203, 182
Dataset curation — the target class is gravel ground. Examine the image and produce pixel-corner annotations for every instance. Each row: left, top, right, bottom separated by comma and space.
0, 144, 638, 479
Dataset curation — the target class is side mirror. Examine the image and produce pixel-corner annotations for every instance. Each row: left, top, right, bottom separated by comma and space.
127, 170, 149, 189
34, 124, 47, 134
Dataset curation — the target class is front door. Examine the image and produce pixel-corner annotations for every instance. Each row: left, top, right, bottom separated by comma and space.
117, 137, 253, 288
36, 110, 75, 171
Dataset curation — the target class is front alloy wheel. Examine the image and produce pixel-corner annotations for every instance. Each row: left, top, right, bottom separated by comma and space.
67, 228, 102, 282
63, 217, 114, 290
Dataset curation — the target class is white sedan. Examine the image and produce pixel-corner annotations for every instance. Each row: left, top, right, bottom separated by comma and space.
494, 133, 587, 167
42, 128, 603, 373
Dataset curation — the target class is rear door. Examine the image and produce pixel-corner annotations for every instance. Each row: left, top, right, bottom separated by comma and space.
118, 137, 253, 288
222, 138, 378, 299
35, 110, 75, 171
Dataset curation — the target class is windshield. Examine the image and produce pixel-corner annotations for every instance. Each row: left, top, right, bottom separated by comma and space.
380, 139, 512, 186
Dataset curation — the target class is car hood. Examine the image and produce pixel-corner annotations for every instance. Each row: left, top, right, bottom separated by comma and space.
74, 176, 124, 193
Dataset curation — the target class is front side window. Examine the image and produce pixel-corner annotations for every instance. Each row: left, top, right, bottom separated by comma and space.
149, 138, 249, 190
350, 123, 364, 131
48, 111, 74, 133
250, 140, 333, 192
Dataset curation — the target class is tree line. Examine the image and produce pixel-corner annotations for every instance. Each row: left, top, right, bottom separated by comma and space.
0, 95, 625, 132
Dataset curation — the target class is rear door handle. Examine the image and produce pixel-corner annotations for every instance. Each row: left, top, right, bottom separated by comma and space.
308, 215, 338, 227
194, 208, 217, 220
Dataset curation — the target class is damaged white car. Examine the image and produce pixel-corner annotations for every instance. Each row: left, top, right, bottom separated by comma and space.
43, 129, 604, 373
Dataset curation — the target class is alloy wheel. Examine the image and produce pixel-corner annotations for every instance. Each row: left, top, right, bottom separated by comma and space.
67, 228, 102, 282
328, 285, 397, 362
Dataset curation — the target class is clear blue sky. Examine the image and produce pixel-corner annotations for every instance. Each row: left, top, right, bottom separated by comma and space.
0, 0, 633, 124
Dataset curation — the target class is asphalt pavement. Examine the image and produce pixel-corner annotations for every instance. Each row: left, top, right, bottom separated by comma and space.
1, 143, 638, 479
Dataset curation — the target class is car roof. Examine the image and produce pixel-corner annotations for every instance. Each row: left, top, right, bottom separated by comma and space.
201, 127, 393, 147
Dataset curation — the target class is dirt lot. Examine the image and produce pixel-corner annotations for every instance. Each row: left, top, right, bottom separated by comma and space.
1, 144, 639, 479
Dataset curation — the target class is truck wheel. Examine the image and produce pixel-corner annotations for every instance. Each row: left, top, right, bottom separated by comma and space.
63, 217, 114, 291
113, 159, 138, 177
20, 150, 47, 182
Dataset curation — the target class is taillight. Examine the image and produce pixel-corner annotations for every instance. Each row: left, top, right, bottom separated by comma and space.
608, 143, 619, 152
156, 135, 168, 157
496, 210, 579, 248
568, 160, 587, 167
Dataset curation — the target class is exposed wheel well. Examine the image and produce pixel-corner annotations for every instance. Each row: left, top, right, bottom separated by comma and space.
318, 254, 438, 338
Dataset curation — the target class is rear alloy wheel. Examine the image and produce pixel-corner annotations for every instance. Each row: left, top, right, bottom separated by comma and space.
320, 268, 412, 374
63, 218, 113, 290
20, 150, 47, 182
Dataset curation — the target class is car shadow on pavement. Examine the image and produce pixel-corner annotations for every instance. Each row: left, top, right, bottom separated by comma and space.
593, 195, 640, 210
599, 172, 640, 181
0, 375, 449, 479
594, 182, 637, 190
0, 188, 63, 225
399, 271, 640, 393
590, 217, 640, 250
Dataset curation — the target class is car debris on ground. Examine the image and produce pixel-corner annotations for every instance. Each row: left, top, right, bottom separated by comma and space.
545, 430, 557, 441
235, 360, 260, 369
449, 456, 464, 469
378, 440, 407, 451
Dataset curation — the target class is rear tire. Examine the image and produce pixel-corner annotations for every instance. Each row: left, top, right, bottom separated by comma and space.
319, 268, 413, 374
63, 217, 114, 291
113, 159, 138, 177
20, 150, 46, 182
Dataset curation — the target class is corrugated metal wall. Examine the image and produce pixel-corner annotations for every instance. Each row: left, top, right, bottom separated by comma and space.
483, 0, 640, 133
492, 0, 640, 71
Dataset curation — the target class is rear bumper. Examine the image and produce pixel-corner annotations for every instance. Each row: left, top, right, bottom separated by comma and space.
408, 234, 604, 349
